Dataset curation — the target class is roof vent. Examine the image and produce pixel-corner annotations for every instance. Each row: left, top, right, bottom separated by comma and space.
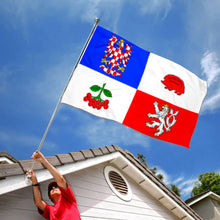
104, 166, 132, 201
109, 170, 128, 195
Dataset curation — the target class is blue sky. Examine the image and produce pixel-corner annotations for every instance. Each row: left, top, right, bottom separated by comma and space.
0, 0, 220, 200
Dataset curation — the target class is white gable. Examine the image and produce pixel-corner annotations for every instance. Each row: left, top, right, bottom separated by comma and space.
0, 146, 201, 219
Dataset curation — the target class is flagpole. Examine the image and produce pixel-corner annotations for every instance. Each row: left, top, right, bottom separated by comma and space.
27, 18, 100, 179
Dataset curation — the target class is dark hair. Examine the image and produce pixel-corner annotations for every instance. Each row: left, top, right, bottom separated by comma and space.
48, 181, 58, 198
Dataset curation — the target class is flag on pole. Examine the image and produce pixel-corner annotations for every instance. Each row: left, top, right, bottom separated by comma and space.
61, 26, 207, 148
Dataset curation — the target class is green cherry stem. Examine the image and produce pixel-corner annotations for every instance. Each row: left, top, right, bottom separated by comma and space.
93, 83, 106, 101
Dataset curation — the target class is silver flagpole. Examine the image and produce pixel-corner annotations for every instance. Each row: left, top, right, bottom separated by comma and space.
27, 18, 100, 179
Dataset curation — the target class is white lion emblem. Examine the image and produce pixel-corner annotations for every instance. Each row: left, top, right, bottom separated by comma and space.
146, 101, 179, 136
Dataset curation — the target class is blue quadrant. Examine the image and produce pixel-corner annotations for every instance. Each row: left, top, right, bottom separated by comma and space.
80, 26, 150, 89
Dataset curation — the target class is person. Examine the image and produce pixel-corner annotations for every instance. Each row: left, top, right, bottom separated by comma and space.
26, 151, 81, 220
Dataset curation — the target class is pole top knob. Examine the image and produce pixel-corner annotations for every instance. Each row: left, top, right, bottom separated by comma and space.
95, 18, 100, 23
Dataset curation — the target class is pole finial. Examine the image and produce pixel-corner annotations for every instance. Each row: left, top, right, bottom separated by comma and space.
95, 18, 100, 24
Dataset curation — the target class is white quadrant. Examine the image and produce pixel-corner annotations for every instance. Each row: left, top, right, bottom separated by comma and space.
62, 64, 137, 123
138, 53, 207, 113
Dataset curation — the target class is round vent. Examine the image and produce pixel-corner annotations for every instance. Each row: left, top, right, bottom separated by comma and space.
109, 171, 128, 195
104, 166, 132, 201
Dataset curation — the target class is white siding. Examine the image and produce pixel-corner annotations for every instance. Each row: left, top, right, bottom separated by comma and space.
66, 162, 178, 220
0, 162, 179, 220
191, 198, 220, 220
0, 186, 43, 220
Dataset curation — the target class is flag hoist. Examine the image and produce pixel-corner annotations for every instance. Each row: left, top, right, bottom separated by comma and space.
26, 18, 101, 181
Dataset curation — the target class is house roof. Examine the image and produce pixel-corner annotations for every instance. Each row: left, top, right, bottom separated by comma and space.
0, 145, 202, 220
185, 190, 220, 206
0, 151, 19, 164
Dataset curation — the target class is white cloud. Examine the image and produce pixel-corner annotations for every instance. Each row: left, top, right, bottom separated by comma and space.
72, 0, 122, 24
59, 109, 150, 148
0, 0, 172, 30
153, 167, 198, 198
21, 49, 78, 114
136, 0, 172, 18
0, 130, 57, 151
201, 51, 220, 86
178, 178, 197, 197
186, 1, 220, 46
154, 167, 171, 185
184, 1, 220, 112
153, 167, 220, 199
0, 0, 122, 27
177, 169, 220, 198
77, 117, 150, 147
173, 176, 184, 185
200, 51, 220, 112
202, 89, 220, 112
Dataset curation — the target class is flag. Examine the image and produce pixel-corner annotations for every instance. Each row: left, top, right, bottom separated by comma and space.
61, 26, 207, 148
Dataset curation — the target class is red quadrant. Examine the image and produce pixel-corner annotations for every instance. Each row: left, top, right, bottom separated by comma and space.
122, 90, 199, 148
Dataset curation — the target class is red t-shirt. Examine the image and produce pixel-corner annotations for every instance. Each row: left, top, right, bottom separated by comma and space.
39, 184, 81, 220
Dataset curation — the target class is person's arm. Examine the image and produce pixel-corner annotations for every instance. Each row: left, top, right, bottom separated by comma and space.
31, 151, 67, 189
26, 169, 46, 212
